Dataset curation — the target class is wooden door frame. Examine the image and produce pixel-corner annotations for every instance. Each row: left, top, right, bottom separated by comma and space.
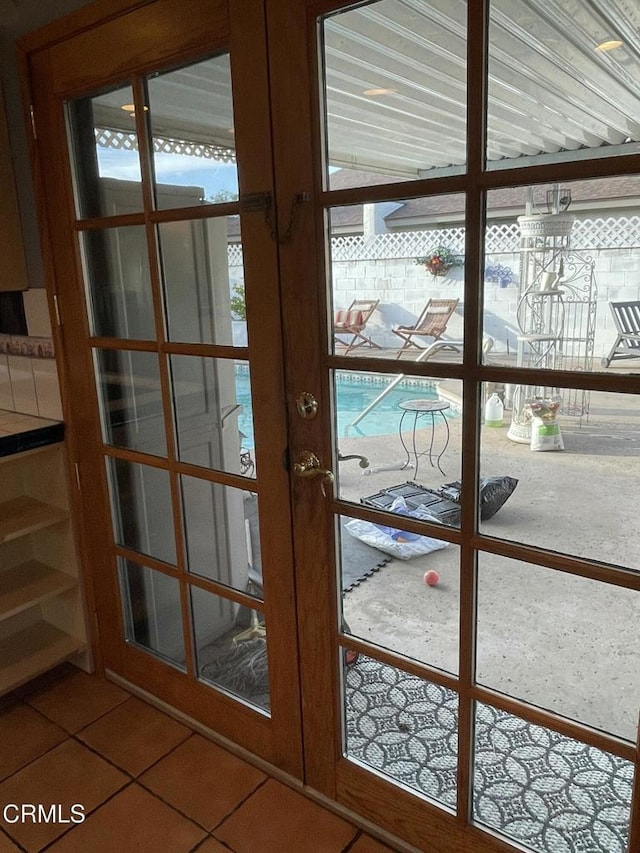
19, 0, 304, 778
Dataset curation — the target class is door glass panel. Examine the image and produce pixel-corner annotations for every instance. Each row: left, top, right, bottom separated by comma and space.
170, 356, 255, 477
147, 54, 238, 210
340, 516, 459, 675
107, 457, 176, 566
487, 0, 640, 171
80, 226, 155, 340
158, 216, 243, 346
118, 557, 186, 669
477, 555, 640, 741
483, 177, 640, 377
480, 387, 640, 571
328, 200, 465, 359
343, 654, 458, 808
473, 701, 634, 853
66, 84, 144, 218
181, 475, 261, 595
191, 585, 269, 713
335, 369, 462, 523
95, 348, 166, 457
321, 1, 468, 190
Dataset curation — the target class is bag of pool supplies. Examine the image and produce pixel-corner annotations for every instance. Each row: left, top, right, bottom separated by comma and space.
345, 497, 448, 560
526, 399, 564, 452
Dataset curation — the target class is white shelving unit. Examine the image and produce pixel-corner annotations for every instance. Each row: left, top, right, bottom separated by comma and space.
0, 443, 88, 694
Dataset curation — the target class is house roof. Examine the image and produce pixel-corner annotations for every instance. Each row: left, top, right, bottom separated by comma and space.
328, 173, 640, 232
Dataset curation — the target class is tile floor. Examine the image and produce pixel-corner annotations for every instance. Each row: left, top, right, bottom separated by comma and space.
0, 665, 397, 853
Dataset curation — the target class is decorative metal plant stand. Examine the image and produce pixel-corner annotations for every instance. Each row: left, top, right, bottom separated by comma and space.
508, 208, 597, 444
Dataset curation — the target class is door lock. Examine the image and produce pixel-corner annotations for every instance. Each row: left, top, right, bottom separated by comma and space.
296, 391, 318, 419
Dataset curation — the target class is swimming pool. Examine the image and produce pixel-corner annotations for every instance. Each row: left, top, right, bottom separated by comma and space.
235, 372, 445, 447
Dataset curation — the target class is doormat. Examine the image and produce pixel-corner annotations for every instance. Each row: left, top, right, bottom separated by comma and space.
345, 656, 632, 853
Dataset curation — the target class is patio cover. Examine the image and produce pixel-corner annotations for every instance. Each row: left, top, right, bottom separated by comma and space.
90, 0, 640, 176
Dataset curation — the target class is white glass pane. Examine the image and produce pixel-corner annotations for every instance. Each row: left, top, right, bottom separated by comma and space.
118, 558, 185, 669
170, 357, 255, 478
483, 178, 640, 378
473, 701, 634, 853
343, 655, 458, 808
321, 1, 468, 189
80, 226, 155, 340
158, 216, 243, 347
147, 54, 238, 210
487, 1, 640, 170
477, 554, 640, 740
66, 84, 144, 218
191, 585, 269, 713
181, 475, 261, 596
328, 199, 465, 359
95, 349, 166, 457
107, 458, 176, 566
480, 387, 640, 572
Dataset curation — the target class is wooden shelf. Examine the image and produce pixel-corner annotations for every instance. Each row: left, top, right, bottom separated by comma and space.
0, 561, 76, 622
0, 496, 68, 544
0, 621, 85, 694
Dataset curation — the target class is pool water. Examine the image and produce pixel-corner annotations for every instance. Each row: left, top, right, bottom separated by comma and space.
235, 372, 443, 448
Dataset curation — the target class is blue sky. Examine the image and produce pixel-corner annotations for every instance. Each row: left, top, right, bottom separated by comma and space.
97, 147, 239, 200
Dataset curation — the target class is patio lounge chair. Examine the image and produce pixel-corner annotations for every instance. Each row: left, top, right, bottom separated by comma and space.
393, 298, 459, 359
334, 299, 381, 355
601, 301, 640, 367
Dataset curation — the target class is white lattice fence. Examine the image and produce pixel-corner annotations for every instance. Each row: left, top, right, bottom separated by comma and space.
228, 216, 640, 266
571, 216, 640, 249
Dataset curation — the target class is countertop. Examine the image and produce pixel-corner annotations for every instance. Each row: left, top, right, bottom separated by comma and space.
0, 410, 64, 457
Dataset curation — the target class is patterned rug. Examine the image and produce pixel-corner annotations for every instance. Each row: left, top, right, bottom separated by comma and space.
199, 638, 633, 852
345, 656, 633, 853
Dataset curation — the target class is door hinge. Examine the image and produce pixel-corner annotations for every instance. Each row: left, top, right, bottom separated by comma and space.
29, 104, 37, 140
73, 461, 81, 491
52, 293, 62, 326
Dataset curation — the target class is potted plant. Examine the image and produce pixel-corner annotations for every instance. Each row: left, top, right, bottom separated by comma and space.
416, 245, 463, 277
230, 284, 246, 320
230, 284, 247, 345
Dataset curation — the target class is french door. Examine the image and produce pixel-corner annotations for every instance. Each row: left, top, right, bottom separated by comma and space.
24, 0, 640, 851
25, 0, 305, 774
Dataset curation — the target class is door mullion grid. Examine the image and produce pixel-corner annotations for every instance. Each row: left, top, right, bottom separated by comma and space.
460, 2, 640, 848
456, 0, 489, 828
131, 72, 197, 680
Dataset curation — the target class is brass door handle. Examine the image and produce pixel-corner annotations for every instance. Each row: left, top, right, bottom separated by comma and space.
293, 451, 335, 490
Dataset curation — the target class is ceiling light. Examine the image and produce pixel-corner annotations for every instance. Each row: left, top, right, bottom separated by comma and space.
120, 103, 149, 114
595, 39, 623, 52
363, 87, 396, 96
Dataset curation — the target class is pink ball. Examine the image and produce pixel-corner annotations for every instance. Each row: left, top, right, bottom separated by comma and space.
424, 570, 440, 587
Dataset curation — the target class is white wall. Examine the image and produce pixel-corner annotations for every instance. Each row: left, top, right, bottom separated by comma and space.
229, 216, 640, 361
